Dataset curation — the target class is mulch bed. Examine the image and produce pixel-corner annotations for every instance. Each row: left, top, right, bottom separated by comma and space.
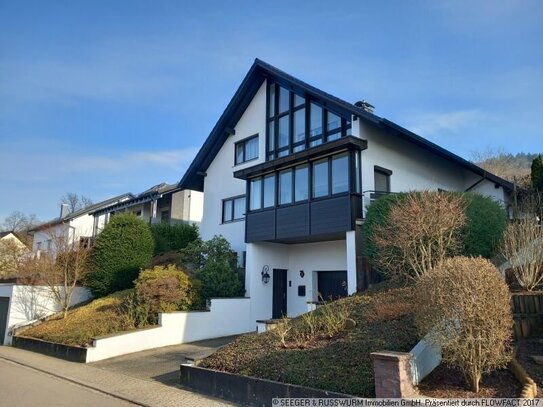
417, 365, 521, 398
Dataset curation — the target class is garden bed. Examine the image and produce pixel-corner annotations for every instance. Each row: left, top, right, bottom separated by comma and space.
417, 365, 521, 398
19, 289, 154, 346
199, 282, 418, 397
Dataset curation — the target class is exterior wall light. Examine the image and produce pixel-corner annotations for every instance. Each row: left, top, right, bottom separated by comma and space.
299, 270, 305, 278
261, 265, 270, 284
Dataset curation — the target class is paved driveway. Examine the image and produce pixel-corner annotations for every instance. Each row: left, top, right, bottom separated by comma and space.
92, 335, 238, 386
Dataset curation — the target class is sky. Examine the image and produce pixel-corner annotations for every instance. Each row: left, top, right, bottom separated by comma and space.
1, 0, 542, 222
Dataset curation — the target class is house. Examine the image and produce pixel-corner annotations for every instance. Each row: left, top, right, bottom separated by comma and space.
29, 193, 134, 256
89, 183, 203, 227
0, 231, 30, 280
178, 58, 513, 324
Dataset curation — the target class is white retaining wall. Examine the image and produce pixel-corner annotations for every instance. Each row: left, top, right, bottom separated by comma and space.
85, 297, 254, 363
0, 284, 91, 345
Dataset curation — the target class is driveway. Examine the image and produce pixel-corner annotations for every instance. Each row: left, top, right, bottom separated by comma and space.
92, 335, 238, 386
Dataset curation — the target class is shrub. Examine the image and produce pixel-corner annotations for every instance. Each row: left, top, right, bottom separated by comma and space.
369, 191, 466, 281
462, 193, 508, 258
88, 213, 154, 297
181, 235, 244, 299
197, 260, 244, 299
150, 223, 199, 255
363, 191, 508, 278
135, 264, 200, 313
415, 256, 513, 393
501, 218, 543, 291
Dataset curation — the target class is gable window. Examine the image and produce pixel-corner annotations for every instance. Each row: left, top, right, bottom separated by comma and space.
235, 135, 259, 165
223, 196, 246, 223
374, 166, 392, 193
266, 82, 352, 160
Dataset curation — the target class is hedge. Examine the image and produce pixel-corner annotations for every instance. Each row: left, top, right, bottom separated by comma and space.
150, 222, 199, 255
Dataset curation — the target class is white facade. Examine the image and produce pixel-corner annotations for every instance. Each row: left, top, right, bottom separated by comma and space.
0, 284, 91, 345
191, 71, 512, 325
199, 82, 267, 255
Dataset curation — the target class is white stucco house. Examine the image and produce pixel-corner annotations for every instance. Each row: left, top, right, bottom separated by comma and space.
89, 183, 203, 228
178, 59, 513, 325
29, 193, 135, 256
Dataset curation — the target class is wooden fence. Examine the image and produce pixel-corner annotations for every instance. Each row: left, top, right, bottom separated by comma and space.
512, 292, 543, 339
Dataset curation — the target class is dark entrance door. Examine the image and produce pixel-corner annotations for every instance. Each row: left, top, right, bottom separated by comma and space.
0, 297, 9, 345
317, 271, 348, 301
272, 269, 287, 319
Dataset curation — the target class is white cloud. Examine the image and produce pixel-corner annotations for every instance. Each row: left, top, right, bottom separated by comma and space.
406, 109, 487, 137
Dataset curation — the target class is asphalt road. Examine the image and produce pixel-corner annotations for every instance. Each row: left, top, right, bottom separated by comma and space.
0, 358, 133, 407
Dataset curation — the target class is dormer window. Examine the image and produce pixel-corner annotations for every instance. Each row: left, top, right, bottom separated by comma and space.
266, 82, 352, 161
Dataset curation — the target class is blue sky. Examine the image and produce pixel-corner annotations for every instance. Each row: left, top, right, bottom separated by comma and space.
1, 0, 542, 222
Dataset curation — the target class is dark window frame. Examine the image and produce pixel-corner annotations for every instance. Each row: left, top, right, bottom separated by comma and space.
222, 195, 246, 223
234, 134, 259, 165
374, 165, 392, 193
266, 81, 352, 162
248, 151, 358, 212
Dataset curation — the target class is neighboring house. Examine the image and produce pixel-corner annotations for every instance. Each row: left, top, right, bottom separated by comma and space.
89, 183, 203, 227
179, 59, 513, 324
29, 193, 134, 256
0, 231, 30, 280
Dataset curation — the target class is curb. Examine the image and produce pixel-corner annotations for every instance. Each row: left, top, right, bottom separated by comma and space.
0, 355, 149, 407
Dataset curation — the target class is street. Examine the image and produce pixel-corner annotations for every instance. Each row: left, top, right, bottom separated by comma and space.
0, 358, 132, 406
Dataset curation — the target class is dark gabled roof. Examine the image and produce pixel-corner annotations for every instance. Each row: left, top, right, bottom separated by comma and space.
30, 192, 135, 232
179, 58, 514, 193
89, 183, 182, 216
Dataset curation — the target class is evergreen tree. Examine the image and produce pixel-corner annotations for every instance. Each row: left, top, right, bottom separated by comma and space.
531, 155, 543, 190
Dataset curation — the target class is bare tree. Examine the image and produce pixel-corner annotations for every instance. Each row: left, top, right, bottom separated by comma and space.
19, 232, 90, 318
471, 148, 532, 187
373, 191, 466, 281
2, 211, 39, 246
59, 193, 94, 214
0, 238, 28, 279
502, 192, 543, 291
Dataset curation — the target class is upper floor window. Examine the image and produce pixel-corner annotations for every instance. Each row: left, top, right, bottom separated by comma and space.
248, 151, 358, 212
235, 135, 259, 165
223, 195, 246, 223
374, 166, 392, 193
266, 82, 352, 161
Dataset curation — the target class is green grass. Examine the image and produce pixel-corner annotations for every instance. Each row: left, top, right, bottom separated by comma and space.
20, 289, 147, 347
199, 282, 418, 397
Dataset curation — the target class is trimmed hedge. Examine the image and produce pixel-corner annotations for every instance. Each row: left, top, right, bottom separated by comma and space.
88, 213, 154, 297
150, 222, 199, 255
363, 191, 508, 270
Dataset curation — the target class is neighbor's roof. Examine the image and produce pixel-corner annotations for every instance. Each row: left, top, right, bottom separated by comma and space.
178, 58, 514, 193
29, 192, 135, 232
89, 182, 182, 216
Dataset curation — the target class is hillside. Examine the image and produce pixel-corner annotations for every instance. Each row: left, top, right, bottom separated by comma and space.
473, 152, 541, 186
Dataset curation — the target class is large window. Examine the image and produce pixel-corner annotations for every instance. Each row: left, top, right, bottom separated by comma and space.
248, 152, 359, 211
266, 82, 352, 160
223, 196, 246, 223
235, 135, 259, 165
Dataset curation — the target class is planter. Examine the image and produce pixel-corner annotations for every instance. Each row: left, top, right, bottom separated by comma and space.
180, 364, 351, 406
12, 336, 87, 363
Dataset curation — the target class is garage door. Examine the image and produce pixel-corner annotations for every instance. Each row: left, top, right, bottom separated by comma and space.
0, 297, 9, 345
317, 271, 348, 301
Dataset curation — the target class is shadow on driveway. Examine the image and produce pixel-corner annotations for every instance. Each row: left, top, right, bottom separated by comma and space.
92, 335, 239, 387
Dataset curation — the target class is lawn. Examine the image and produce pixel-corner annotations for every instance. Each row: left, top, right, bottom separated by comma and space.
20, 289, 149, 347
199, 282, 418, 397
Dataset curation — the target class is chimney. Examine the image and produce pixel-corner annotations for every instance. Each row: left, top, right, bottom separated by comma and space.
355, 100, 375, 114
60, 203, 69, 218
